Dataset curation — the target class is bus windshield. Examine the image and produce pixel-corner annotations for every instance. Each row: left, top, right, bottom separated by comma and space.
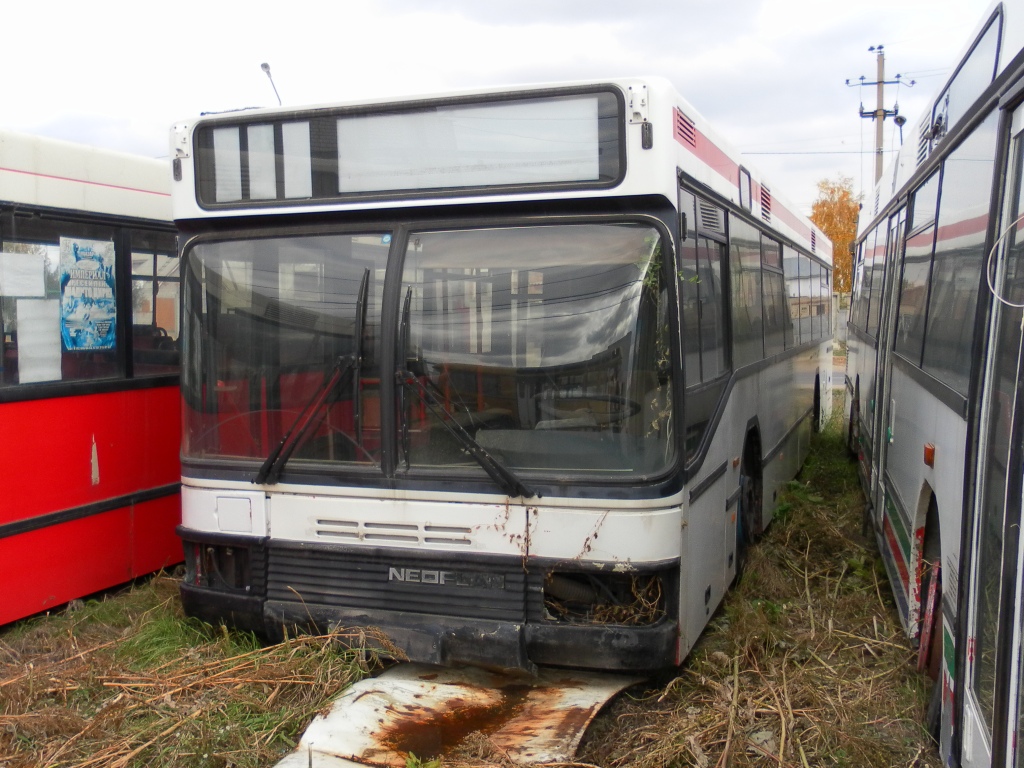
182, 221, 674, 481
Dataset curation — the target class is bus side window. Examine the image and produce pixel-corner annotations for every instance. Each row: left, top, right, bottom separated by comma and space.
783, 246, 800, 347
761, 235, 785, 357
131, 229, 181, 376
920, 111, 998, 395
895, 172, 940, 365
728, 215, 764, 367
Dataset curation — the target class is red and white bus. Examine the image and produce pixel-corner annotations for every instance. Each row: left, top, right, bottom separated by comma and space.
171, 77, 832, 671
0, 130, 182, 626
846, 2, 1024, 762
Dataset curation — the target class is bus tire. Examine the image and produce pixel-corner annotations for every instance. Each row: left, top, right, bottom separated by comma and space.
847, 388, 860, 458
920, 498, 943, 743
735, 475, 750, 583
813, 377, 821, 433
735, 434, 763, 583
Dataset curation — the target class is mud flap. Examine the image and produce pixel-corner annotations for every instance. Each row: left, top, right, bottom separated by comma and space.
273, 663, 641, 767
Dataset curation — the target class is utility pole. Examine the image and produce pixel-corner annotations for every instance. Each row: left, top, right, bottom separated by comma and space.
846, 46, 913, 184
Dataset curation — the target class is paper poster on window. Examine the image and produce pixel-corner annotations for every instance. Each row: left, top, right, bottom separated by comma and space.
16, 299, 62, 383
0, 252, 46, 297
60, 237, 116, 351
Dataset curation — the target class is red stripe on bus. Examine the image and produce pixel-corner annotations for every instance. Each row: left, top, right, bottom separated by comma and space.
0, 165, 171, 198
771, 198, 812, 241
674, 125, 813, 244
935, 212, 989, 243
675, 123, 737, 184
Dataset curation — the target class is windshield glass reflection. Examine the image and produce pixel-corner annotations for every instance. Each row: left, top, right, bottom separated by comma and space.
399, 223, 673, 477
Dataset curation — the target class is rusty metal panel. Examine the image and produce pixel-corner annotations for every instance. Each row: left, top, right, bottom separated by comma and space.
274, 663, 640, 767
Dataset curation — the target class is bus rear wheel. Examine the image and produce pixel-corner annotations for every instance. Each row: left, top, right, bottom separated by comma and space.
921, 564, 943, 743
919, 501, 943, 744
813, 378, 821, 432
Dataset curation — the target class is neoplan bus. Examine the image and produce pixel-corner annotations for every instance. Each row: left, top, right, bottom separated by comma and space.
845, 2, 1024, 762
0, 130, 182, 626
171, 77, 833, 671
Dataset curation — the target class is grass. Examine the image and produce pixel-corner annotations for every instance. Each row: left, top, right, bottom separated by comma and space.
1, 392, 940, 768
0, 577, 390, 768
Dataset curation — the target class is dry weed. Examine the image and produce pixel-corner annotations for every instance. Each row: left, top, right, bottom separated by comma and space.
0, 576, 392, 768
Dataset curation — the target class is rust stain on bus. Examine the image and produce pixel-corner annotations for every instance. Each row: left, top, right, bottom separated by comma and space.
273, 663, 639, 767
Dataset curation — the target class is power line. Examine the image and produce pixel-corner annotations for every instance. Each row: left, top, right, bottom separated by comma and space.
743, 149, 899, 156
846, 45, 914, 184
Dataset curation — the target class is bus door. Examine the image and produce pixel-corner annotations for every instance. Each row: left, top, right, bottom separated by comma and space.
870, 207, 906, 526
961, 102, 1024, 768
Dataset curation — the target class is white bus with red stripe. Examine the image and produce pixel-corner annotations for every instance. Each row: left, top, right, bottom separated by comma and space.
170, 77, 832, 671
845, 3, 1024, 764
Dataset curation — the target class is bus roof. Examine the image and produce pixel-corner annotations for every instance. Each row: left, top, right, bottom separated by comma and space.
0, 129, 171, 223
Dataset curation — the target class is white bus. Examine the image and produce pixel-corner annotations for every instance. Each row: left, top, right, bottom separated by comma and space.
171, 77, 832, 672
845, 2, 1024, 762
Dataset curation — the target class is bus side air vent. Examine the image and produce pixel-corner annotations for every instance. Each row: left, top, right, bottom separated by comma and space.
674, 109, 697, 148
760, 185, 772, 223
698, 200, 725, 236
917, 121, 930, 166
811, 231, 817, 253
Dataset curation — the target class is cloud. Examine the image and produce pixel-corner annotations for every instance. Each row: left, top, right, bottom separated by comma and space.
0, 0, 999, 215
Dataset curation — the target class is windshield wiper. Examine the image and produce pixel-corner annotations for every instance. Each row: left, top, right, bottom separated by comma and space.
351, 268, 370, 450
254, 354, 357, 484
395, 369, 536, 499
254, 268, 370, 485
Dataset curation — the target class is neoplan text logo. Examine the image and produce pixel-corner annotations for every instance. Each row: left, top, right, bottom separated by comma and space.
387, 567, 505, 589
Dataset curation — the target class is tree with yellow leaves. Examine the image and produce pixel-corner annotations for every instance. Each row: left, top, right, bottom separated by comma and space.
810, 175, 860, 294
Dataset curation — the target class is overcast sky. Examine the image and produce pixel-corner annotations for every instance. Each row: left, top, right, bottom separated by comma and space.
2, 0, 997, 214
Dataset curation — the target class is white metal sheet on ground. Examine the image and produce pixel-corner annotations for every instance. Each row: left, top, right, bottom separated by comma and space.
273, 663, 640, 767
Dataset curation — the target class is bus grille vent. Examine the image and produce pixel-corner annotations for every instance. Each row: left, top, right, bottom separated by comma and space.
811, 230, 817, 252
315, 518, 473, 546
674, 109, 697, 147
266, 545, 527, 622
760, 185, 772, 223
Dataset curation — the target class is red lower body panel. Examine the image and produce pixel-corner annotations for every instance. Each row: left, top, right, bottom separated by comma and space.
1, 385, 182, 626
0, 493, 181, 626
